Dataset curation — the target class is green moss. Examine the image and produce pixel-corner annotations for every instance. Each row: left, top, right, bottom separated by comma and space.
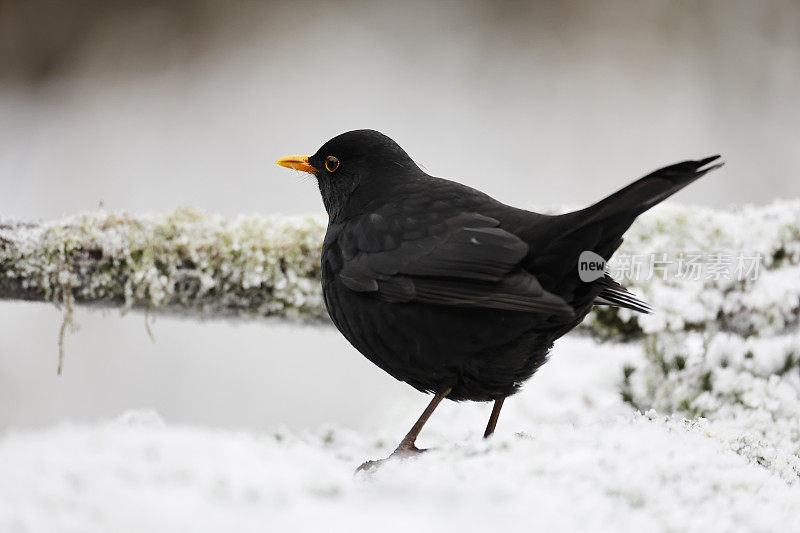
586, 306, 643, 340
778, 352, 797, 376
701, 371, 713, 392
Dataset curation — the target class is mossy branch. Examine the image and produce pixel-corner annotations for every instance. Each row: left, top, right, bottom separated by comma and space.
0, 208, 329, 322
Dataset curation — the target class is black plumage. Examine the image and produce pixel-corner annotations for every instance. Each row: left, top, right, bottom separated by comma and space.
276, 129, 722, 465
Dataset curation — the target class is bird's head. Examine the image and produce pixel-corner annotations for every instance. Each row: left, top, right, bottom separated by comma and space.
276, 129, 420, 218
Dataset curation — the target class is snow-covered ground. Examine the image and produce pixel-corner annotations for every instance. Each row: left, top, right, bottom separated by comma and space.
2, 336, 799, 533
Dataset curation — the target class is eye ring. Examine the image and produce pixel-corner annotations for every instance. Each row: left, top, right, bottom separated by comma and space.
325, 156, 340, 172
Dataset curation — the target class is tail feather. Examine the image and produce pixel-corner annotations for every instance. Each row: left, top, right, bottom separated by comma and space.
583, 155, 723, 226
534, 155, 723, 315
594, 275, 652, 314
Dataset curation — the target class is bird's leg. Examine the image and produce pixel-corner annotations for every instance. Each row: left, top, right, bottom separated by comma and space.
356, 388, 451, 473
483, 397, 505, 438
393, 387, 451, 455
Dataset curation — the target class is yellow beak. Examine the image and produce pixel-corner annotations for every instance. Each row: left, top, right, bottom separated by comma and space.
275, 155, 316, 174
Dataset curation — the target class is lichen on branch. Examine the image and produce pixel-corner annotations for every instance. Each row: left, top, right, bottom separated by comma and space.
0, 207, 329, 322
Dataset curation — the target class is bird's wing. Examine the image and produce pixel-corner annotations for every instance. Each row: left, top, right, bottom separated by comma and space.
334, 208, 573, 315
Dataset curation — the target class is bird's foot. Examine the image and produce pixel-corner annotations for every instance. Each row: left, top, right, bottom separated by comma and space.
393, 439, 426, 456
354, 458, 387, 474
354, 441, 427, 474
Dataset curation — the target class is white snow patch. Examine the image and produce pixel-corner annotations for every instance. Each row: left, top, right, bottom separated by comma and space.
1, 337, 798, 533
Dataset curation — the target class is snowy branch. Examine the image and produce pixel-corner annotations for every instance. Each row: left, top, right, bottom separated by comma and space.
0, 208, 329, 323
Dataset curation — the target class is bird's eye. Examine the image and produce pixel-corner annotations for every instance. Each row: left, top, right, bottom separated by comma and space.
325, 156, 340, 172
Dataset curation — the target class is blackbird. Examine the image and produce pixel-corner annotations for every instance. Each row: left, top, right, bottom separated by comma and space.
276, 129, 721, 466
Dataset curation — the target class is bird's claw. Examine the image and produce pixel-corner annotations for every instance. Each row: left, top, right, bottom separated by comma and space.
354, 443, 428, 474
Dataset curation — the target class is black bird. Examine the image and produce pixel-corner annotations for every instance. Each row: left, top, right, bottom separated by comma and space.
276, 130, 721, 466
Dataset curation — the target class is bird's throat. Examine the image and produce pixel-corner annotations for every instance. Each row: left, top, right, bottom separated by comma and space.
317, 175, 359, 220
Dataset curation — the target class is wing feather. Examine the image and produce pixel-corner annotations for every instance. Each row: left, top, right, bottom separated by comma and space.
336, 210, 574, 316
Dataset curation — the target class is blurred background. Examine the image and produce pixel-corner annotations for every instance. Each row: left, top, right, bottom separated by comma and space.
1, 0, 799, 432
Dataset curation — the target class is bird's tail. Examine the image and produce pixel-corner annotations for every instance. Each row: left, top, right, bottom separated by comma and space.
555, 155, 724, 261
579, 155, 723, 229
530, 155, 723, 314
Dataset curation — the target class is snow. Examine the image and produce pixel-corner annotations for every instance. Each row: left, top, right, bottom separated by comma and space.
623, 331, 800, 483
2, 337, 799, 533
